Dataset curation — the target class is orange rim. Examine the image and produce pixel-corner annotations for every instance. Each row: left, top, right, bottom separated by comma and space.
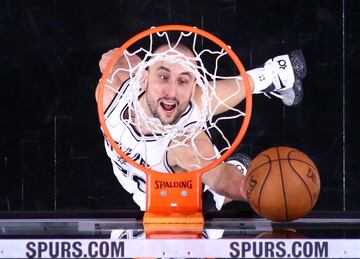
97, 24, 252, 177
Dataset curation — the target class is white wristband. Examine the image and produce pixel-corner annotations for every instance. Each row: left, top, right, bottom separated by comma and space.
226, 159, 248, 176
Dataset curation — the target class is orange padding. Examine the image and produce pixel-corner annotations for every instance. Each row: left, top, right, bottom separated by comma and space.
143, 211, 204, 239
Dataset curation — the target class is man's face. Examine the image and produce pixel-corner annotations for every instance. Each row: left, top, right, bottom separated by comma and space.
144, 60, 196, 125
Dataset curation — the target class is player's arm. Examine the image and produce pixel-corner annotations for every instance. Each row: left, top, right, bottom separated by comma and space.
194, 76, 255, 116
95, 48, 141, 110
194, 51, 306, 115
167, 132, 247, 201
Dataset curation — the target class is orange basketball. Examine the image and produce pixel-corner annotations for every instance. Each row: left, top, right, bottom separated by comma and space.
245, 146, 320, 222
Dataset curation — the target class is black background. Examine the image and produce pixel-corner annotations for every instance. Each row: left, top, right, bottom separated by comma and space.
0, 0, 359, 213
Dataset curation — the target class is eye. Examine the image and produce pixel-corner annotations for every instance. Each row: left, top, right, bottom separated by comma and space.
159, 74, 168, 81
178, 78, 189, 86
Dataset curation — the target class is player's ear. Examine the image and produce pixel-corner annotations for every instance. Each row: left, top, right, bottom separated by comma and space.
190, 80, 197, 99
141, 69, 149, 90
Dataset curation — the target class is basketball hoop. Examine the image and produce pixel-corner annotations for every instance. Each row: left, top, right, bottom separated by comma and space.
97, 25, 252, 236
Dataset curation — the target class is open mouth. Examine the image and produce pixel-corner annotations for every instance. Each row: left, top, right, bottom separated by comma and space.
160, 101, 176, 113
160, 100, 177, 115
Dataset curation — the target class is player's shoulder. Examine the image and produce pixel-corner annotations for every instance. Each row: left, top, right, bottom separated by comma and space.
96, 74, 131, 112
101, 78, 132, 114
193, 85, 204, 109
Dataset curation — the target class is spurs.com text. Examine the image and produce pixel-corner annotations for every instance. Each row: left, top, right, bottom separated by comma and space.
26, 240, 124, 259
229, 240, 328, 258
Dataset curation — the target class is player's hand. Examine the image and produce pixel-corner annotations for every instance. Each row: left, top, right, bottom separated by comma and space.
99, 48, 142, 75
99, 48, 118, 73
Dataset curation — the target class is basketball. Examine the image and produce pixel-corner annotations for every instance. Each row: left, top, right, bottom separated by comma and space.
245, 146, 320, 222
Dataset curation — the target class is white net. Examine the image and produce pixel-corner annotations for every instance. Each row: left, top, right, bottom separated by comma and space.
103, 29, 248, 172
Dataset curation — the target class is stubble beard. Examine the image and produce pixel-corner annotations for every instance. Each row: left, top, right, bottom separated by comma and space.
145, 93, 181, 125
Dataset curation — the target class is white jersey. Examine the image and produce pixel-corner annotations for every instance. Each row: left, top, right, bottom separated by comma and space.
103, 79, 225, 211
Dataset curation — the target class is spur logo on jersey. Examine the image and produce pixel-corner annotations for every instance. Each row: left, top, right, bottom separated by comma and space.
115, 144, 149, 168
154, 180, 193, 189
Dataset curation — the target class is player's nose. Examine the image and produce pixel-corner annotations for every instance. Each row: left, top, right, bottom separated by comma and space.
164, 79, 177, 97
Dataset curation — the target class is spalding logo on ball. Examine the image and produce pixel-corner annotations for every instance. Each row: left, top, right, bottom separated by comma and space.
245, 146, 320, 222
